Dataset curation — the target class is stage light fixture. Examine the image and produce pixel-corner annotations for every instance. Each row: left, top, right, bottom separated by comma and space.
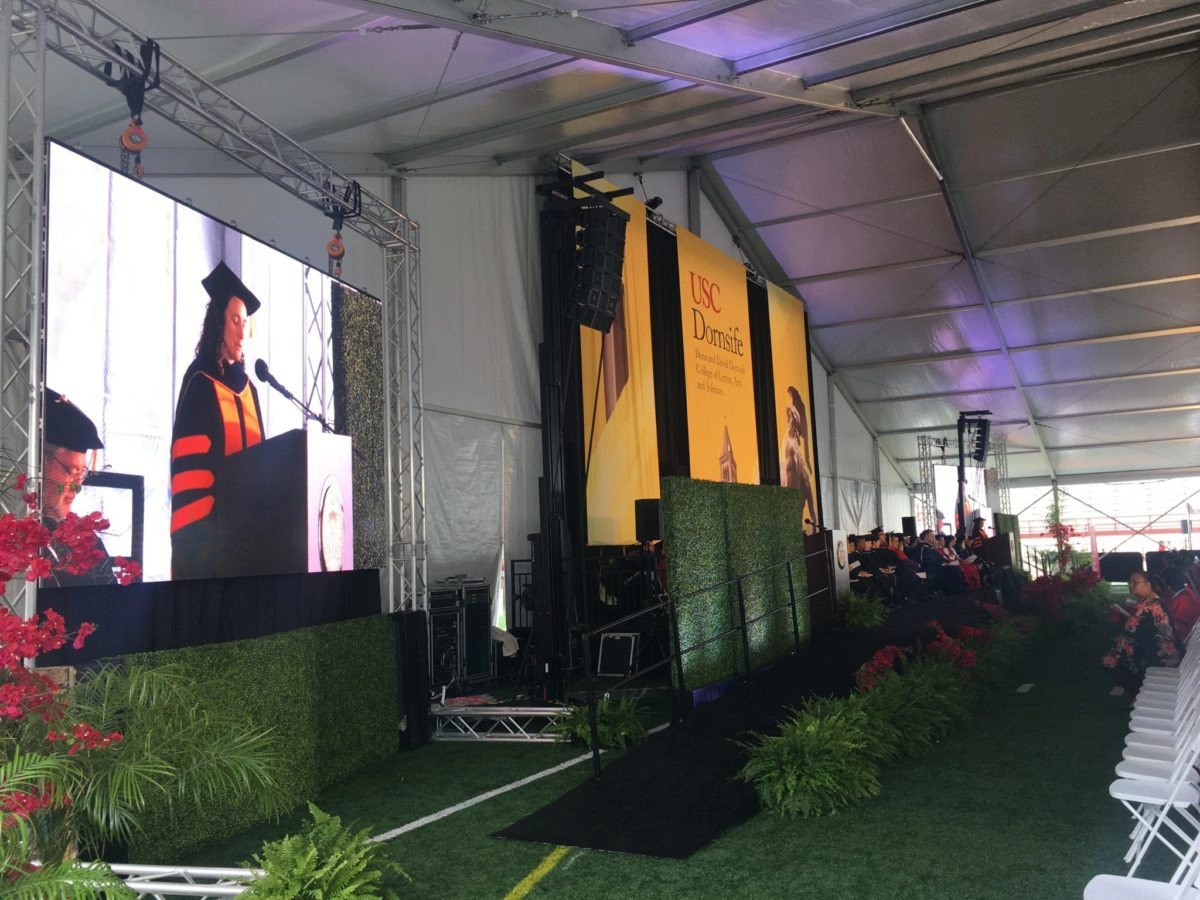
646, 196, 664, 211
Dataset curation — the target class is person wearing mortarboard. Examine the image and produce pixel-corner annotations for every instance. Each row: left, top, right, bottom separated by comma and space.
169, 261, 264, 580
41, 388, 118, 587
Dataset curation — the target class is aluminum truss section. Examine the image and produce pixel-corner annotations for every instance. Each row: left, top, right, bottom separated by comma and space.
83, 863, 261, 897
26, 0, 416, 250
4, 0, 426, 612
430, 704, 567, 743
1, 0, 45, 619
301, 268, 332, 427
990, 438, 1011, 515
916, 433, 937, 532
384, 233, 426, 612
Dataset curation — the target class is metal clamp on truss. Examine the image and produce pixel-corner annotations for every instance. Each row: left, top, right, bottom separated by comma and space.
322, 179, 362, 278
100, 37, 159, 179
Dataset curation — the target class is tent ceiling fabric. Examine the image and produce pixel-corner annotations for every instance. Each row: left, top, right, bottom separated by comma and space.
31, 0, 1200, 488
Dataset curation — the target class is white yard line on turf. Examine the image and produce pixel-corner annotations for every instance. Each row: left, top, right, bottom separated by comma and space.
370, 722, 669, 843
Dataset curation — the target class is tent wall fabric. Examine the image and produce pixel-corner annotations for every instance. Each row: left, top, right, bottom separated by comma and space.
135, 165, 905, 582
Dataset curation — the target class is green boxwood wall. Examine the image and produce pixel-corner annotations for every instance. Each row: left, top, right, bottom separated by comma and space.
124, 615, 399, 861
663, 477, 809, 690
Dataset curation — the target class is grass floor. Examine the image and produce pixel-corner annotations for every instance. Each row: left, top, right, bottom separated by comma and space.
189, 616, 1160, 898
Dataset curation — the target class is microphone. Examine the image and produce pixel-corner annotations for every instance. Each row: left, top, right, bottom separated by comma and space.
254, 358, 294, 400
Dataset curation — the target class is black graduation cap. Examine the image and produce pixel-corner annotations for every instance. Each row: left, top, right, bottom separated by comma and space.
44, 388, 103, 452
201, 260, 261, 316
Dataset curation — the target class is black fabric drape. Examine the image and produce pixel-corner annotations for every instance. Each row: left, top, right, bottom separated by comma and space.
647, 220, 689, 478
748, 279, 779, 486
37, 569, 380, 665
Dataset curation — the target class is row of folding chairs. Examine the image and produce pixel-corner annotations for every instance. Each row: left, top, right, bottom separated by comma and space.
1086, 626, 1200, 898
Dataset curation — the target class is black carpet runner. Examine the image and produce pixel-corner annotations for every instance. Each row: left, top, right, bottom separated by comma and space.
496, 596, 989, 858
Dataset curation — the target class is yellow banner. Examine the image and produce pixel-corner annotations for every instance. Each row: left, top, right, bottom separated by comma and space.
676, 227, 758, 485
575, 165, 659, 545
767, 282, 819, 530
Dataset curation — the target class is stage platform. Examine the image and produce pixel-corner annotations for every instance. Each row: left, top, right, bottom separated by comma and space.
496, 594, 992, 859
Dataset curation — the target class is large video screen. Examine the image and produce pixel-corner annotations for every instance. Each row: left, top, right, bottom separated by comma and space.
44, 142, 384, 586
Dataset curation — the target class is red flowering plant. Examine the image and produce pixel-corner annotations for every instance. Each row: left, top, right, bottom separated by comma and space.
975, 599, 1008, 620
854, 644, 907, 692
0, 468, 283, 891
0, 606, 129, 885
924, 620, 977, 671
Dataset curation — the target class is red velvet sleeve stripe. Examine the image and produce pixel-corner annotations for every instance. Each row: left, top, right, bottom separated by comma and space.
171, 470, 214, 494
171, 496, 214, 533
172, 434, 212, 460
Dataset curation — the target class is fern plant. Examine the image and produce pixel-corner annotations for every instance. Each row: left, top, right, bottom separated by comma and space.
241, 803, 409, 899
841, 589, 887, 629
550, 695, 647, 750
737, 696, 880, 817
61, 663, 289, 860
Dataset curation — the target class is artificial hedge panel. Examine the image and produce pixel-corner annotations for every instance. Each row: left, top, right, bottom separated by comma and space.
663, 477, 810, 690
124, 615, 399, 861
725, 483, 795, 671
662, 477, 737, 691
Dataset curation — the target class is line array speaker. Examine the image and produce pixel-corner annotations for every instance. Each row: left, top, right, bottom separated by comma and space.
568, 206, 628, 333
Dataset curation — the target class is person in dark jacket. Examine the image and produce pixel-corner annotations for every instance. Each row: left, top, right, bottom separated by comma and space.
169, 261, 264, 580
40, 388, 118, 587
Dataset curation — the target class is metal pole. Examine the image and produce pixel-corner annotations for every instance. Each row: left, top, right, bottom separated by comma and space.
828, 374, 840, 529
580, 631, 603, 779
665, 592, 688, 723
956, 415, 967, 537
734, 578, 753, 677
786, 559, 801, 652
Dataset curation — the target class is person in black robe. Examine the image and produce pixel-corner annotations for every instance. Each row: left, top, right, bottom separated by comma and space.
40, 388, 118, 587
169, 261, 264, 580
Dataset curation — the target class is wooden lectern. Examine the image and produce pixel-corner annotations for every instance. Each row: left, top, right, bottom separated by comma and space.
208, 429, 354, 578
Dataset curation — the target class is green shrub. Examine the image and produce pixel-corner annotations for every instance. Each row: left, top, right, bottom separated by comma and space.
663, 477, 809, 690
855, 672, 923, 761
550, 695, 646, 750
241, 803, 409, 899
841, 589, 887, 629
737, 696, 880, 817
124, 616, 399, 861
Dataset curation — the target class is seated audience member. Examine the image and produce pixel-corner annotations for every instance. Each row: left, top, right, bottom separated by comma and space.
884, 532, 921, 603
1103, 571, 1183, 690
1162, 566, 1200, 642
847, 533, 882, 596
968, 515, 988, 553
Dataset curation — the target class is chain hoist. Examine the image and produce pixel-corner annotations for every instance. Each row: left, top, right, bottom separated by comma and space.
101, 38, 160, 179
320, 180, 362, 278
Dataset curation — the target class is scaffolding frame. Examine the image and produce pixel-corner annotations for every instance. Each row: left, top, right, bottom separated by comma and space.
1, 0, 426, 613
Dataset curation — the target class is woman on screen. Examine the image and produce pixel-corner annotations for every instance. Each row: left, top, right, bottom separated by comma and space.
169, 261, 264, 580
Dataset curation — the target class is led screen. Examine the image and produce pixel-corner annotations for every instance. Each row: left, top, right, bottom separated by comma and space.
44, 142, 382, 586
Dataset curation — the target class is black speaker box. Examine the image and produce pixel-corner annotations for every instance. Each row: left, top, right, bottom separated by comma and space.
568, 206, 628, 333
901, 516, 917, 539
635, 498, 661, 544
393, 610, 431, 751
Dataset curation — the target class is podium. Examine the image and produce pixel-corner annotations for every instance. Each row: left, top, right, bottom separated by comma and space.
205, 429, 354, 579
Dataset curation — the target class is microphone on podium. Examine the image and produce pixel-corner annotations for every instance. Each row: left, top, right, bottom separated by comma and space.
254, 358, 335, 433
254, 358, 294, 401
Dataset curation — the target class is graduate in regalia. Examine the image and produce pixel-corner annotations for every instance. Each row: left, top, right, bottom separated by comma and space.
170, 261, 264, 580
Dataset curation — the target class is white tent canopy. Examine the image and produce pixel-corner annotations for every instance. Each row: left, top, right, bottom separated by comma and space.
9, 0, 1200, 567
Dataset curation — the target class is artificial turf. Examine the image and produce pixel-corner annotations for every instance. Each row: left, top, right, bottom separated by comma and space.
188, 616, 1160, 898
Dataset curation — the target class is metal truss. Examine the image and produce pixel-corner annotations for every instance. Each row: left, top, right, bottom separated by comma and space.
384, 233, 426, 612
82, 863, 261, 897
990, 438, 1011, 515
431, 704, 566, 743
2, 0, 425, 612
1, 0, 45, 618
916, 433, 937, 532
301, 268, 331, 427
